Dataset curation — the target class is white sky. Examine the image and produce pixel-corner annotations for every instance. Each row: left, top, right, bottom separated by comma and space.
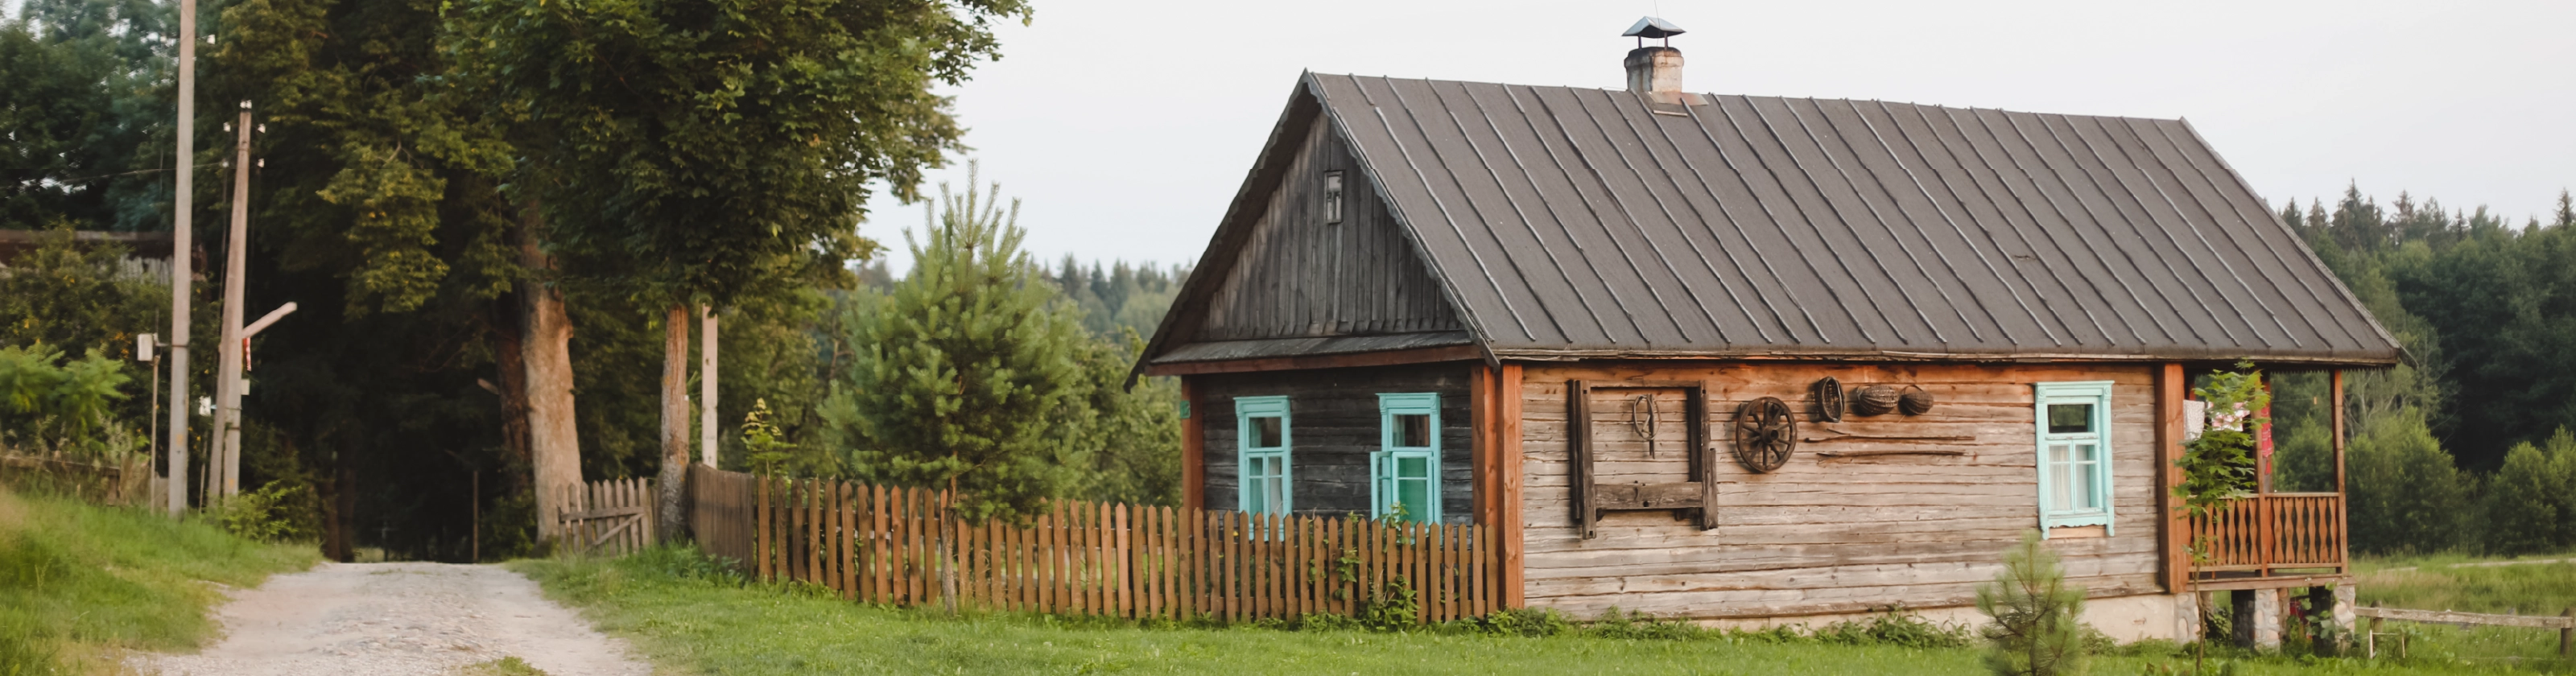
860, 0, 2575, 273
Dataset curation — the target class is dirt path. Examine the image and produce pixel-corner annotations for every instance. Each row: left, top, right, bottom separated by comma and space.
137, 562, 651, 676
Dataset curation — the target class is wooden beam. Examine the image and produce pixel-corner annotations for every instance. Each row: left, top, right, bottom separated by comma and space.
1182, 377, 1206, 512
1141, 344, 1483, 376
1472, 365, 1494, 527
1497, 362, 1525, 608
2333, 369, 2348, 575
2190, 574, 2351, 592
2355, 605, 2576, 629
2157, 362, 2187, 594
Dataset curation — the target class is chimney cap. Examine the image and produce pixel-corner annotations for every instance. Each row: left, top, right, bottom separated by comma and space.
1621, 16, 1686, 39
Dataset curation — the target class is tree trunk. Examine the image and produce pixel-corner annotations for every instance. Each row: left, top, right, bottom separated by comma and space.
519, 208, 582, 543
658, 303, 691, 542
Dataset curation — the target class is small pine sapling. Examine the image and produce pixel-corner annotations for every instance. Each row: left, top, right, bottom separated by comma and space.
1978, 530, 2088, 676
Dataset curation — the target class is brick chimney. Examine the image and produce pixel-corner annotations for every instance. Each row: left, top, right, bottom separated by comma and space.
1621, 16, 1689, 105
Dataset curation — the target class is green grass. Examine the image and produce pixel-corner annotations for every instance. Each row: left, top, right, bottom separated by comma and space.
2357, 554, 2576, 615
516, 546, 2563, 675
2351, 553, 2576, 670
0, 486, 318, 674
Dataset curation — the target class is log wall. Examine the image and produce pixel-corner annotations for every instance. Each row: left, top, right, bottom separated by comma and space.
1192, 362, 1475, 523
1517, 361, 2163, 619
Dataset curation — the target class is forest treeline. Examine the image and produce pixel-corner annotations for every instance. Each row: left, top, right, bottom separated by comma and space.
2270, 188, 2576, 555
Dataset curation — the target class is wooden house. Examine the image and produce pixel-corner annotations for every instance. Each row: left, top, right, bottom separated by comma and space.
1136, 21, 2396, 645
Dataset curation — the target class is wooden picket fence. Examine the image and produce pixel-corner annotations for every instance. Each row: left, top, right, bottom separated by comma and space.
684, 468, 1503, 624
555, 477, 657, 556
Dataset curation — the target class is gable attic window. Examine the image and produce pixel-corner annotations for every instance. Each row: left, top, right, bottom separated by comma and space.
1374, 393, 1440, 523
2033, 381, 2113, 537
1236, 396, 1292, 515
1323, 171, 1345, 225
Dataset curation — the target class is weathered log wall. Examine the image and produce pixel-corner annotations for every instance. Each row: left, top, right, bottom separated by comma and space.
1518, 361, 2161, 619
1193, 362, 1475, 523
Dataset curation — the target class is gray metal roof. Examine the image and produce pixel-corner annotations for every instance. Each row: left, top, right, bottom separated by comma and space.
1146, 73, 2403, 367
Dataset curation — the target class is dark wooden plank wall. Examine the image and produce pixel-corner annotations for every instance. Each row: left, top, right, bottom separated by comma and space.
1193, 363, 1476, 523
1198, 114, 1461, 341
1519, 361, 2162, 620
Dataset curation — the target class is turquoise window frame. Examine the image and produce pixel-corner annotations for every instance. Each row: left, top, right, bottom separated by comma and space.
1235, 396, 1292, 515
2033, 381, 2114, 537
1373, 393, 1441, 523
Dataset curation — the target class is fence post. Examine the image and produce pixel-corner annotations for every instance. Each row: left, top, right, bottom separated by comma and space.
2561, 607, 2571, 657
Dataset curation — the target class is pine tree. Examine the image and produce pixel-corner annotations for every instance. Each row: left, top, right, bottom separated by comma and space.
1977, 530, 2087, 676
832, 174, 1093, 521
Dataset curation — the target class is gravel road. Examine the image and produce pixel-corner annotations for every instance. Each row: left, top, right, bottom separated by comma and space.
137, 562, 651, 676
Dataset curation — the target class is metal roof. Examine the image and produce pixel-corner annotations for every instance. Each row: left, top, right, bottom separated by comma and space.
1146, 73, 2402, 367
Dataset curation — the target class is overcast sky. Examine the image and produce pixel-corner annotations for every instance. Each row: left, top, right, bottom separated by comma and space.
859, 0, 2574, 273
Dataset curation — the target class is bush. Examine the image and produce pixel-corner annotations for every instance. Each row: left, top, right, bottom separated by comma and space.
1977, 530, 2087, 676
1814, 608, 1972, 649
2479, 429, 2576, 555
0, 344, 135, 460
211, 481, 312, 542
2347, 410, 2475, 554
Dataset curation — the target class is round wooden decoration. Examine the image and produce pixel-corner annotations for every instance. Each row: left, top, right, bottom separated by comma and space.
1850, 385, 1900, 416
1898, 385, 1937, 415
1813, 377, 1846, 422
1732, 397, 1798, 473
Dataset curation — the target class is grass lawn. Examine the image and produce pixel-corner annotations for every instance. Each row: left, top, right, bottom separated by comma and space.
0, 486, 319, 674
2351, 553, 2576, 670
517, 546, 2568, 675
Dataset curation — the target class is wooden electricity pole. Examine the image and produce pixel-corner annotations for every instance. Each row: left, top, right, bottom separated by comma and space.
210, 101, 253, 500
163, 0, 198, 516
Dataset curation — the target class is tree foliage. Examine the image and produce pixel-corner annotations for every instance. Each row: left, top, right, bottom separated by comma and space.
439, 0, 1026, 305
828, 177, 1092, 521
0, 0, 171, 233
2479, 430, 2576, 555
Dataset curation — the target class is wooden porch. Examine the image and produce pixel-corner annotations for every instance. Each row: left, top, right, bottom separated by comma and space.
2161, 367, 2354, 592
2186, 493, 2348, 589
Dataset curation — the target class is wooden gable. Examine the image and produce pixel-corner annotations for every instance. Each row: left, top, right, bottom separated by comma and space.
1143, 84, 1474, 369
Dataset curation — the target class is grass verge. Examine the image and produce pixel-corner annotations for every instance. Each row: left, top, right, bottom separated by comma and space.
0, 486, 318, 674
2354, 553, 2576, 670
516, 546, 2561, 675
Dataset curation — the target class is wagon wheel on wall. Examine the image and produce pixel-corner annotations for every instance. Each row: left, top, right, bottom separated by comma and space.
1732, 397, 1798, 473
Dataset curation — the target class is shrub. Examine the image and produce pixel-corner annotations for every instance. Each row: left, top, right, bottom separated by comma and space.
1977, 530, 2087, 676
1814, 608, 1972, 649
2479, 429, 2576, 555
2347, 410, 2475, 554
212, 481, 311, 542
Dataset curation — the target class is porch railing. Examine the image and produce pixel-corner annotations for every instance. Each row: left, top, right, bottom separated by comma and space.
2186, 493, 2346, 580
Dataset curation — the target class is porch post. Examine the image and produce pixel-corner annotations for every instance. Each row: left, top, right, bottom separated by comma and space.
1182, 377, 1205, 511
1498, 362, 1525, 608
2332, 369, 2348, 575
2157, 363, 2188, 592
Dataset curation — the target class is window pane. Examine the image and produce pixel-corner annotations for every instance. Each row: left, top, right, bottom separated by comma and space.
1399, 456, 1429, 479
1264, 477, 1285, 514
1399, 479, 1429, 521
2071, 460, 2096, 509
1396, 414, 1431, 447
2078, 443, 2101, 509
1253, 416, 1283, 448
2050, 462, 2074, 511
2049, 443, 2070, 464
2048, 403, 2094, 434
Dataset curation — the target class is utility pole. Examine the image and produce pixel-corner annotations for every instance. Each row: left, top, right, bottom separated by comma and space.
164, 0, 198, 517
212, 101, 254, 499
